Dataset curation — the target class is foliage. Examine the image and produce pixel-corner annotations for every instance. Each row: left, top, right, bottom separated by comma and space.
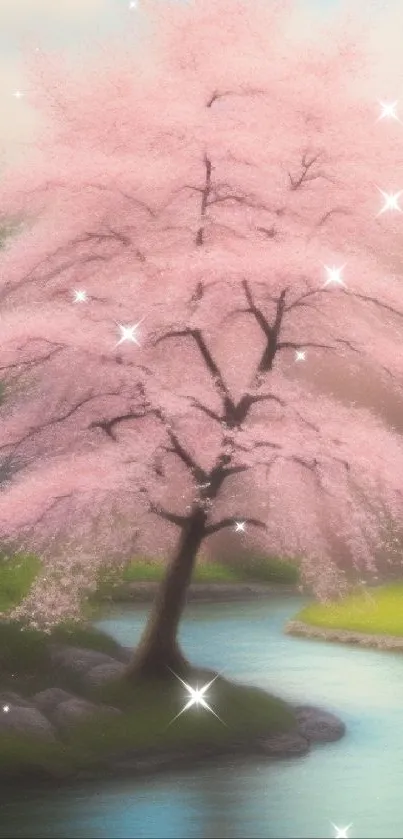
0, 0, 403, 624
296, 583, 403, 636
0, 553, 41, 612
224, 553, 300, 584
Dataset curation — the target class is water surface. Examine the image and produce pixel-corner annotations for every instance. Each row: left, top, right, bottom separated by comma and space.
1, 596, 402, 838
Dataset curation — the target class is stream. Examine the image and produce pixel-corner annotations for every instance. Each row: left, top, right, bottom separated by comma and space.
0, 595, 402, 838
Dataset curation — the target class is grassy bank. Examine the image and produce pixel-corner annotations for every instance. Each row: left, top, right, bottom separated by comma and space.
0, 551, 299, 616
295, 583, 403, 636
0, 618, 296, 780
93, 554, 299, 601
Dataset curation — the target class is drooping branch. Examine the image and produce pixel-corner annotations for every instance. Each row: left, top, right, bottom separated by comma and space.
277, 340, 334, 352
0, 341, 65, 376
90, 411, 146, 441
0, 253, 115, 305
206, 87, 266, 108
1, 390, 129, 457
137, 486, 188, 527
20, 493, 74, 532
161, 423, 207, 484
205, 516, 267, 536
196, 155, 212, 246
288, 152, 334, 191
154, 328, 231, 404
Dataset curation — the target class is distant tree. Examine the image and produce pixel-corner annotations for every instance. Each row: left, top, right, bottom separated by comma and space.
0, 0, 403, 677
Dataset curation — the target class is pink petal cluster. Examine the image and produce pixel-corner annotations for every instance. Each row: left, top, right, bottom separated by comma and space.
1, 0, 403, 624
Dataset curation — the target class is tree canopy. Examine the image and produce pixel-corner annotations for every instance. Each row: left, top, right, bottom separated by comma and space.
1, 0, 403, 627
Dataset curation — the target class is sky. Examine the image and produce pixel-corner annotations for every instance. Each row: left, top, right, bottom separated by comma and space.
0, 0, 399, 167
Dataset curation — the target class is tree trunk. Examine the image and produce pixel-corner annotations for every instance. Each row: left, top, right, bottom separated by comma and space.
126, 507, 206, 681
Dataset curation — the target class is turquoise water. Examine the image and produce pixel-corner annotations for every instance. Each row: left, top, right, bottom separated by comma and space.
1, 595, 403, 838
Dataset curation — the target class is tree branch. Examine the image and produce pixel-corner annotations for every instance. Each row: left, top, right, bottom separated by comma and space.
90, 411, 146, 441
277, 340, 334, 352
154, 328, 230, 402
205, 516, 267, 536
139, 487, 188, 527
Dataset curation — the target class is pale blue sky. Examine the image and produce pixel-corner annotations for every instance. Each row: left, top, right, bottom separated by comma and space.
0, 0, 396, 166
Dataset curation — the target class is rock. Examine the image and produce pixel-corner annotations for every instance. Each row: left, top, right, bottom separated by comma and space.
260, 731, 310, 757
49, 644, 123, 676
32, 688, 79, 716
51, 698, 121, 732
0, 691, 32, 708
294, 705, 346, 742
83, 661, 126, 688
0, 703, 56, 741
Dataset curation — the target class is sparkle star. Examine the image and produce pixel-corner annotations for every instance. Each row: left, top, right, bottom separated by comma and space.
295, 350, 306, 362
72, 289, 87, 303
377, 100, 399, 122
377, 189, 403, 215
115, 317, 145, 347
235, 521, 246, 532
323, 265, 346, 288
129, 1, 137, 7
2, 705, 10, 713
168, 670, 225, 726
331, 823, 352, 838
12, 91, 24, 99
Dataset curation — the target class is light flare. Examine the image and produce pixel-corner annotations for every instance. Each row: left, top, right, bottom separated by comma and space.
377, 100, 399, 122
168, 669, 225, 726
115, 317, 145, 347
377, 189, 403, 215
323, 265, 346, 288
73, 290, 87, 303
235, 521, 246, 532
331, 823, 353, 838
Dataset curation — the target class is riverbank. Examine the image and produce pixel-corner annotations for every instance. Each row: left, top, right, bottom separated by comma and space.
286, 619, 403, 650
0, 617, 344, 786
287, 582, 403, 651
98, 581, 299, 603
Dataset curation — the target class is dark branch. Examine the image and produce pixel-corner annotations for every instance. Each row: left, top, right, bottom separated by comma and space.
154, 328, 230, 402
196, 155, 213, 246
277, 341, 334, 352
149, 501, 188, 527
0, 391, 129, 457
138, 487, 188, 527
90, 411, 145, 441
205, 516, 267, 536
25, 494, 74, 531
190, 399, 222, 424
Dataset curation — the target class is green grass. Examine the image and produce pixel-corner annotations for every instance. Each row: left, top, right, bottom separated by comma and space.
296, 583, 403, 636
231, 553, 299, 584
0, 614, 297, 780
0, 669, 296, 780
122, 559, 242, 584
0, 553, 41, 611
92, 554, 299, 600
0, 618, 128, 696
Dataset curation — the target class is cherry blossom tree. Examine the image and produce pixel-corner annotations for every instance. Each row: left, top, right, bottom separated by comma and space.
1, 0, 403, 676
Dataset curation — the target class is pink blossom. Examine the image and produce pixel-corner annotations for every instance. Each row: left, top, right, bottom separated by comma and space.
1, 0, 403, 624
